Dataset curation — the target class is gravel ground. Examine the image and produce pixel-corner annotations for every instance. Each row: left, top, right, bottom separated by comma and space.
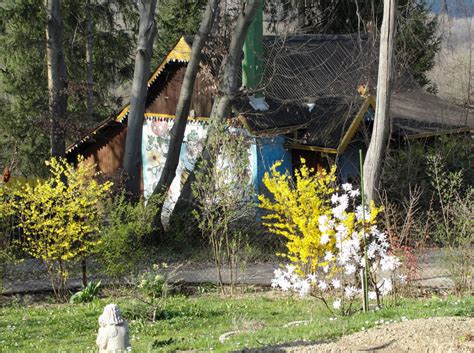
241, 317, 474, 353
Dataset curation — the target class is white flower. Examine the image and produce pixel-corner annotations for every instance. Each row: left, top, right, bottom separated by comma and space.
331, 194, 339, 204
338, 194, 349, 210
320, 233, 330, 245
368, 291, 377, 300
355, 205, 368, 221
333, 298, 341, 309
367, 241, 378, 259
318, 215, 330, 233
349, 189, 360, 198
322, 265, 330, 273
324, 251, 333, 262
342, 183, 352, 191
344, 264, 356, 275
297, 280, 311, 297
380, 255, 401, 272
380, 278, 393, 295
332, 278, 341, 289
318, 280, 328, 291
307, 274, 317, 283
344, 286, 359, 298
332, 205, 345, 219
398, 274, 407, 284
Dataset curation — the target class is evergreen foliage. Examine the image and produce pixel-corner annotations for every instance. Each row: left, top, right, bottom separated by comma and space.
0, 0, 135, 176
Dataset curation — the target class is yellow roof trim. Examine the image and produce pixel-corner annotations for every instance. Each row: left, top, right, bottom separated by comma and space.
147, 36, 192, 86
404, 127, 473, 140
144, 113, 209, 122
115, 37, 193, 123
285, 143, 338, 154
237, 115, 304, 136
336, 95, 375, 154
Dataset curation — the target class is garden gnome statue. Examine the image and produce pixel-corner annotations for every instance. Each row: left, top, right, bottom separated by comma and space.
96, 304, 131, 352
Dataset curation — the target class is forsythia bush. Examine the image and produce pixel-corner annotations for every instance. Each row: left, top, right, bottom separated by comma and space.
11, 157, 112, 300
260, 159, 401, 314
259, 160, 338, 274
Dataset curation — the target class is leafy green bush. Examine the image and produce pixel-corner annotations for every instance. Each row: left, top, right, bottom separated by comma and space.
95, 193, 160, 279
70, 281, 102, 303
137, 264, 170, 301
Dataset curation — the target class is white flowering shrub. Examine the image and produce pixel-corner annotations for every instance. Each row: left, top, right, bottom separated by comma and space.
271, 183, 403, 315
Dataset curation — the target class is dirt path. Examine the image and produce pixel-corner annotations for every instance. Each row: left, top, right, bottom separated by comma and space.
242, 317, 474, 352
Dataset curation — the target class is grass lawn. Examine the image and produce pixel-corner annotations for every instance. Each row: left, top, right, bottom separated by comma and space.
0, 291, 472, 352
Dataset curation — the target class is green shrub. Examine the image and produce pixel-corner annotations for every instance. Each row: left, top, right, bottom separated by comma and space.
95, 193, 159, 279
70, 281, 102, 303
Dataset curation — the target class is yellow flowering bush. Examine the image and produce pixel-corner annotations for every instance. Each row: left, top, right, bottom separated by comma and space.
259, 159, 337, 274
260, 160, 400, 314
11, 157, 112, 300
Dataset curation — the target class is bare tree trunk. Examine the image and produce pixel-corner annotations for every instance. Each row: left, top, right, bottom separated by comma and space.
45, 0, 68, 158
296, 0, 305, 32
169, 0, 261, 220
86, 0, 94, 122
363, 0, 397, 202
123, 0, 158, 198
205, 0, 261, 127
151, 0, 219, 202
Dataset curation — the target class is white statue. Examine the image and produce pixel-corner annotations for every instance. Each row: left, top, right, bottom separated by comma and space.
96, 304, 131, 352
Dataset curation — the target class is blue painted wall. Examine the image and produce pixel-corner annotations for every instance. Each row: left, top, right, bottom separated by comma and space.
251, 135, 292, 194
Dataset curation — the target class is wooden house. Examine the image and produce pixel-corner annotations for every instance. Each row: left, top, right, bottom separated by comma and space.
66, 34, 473, 210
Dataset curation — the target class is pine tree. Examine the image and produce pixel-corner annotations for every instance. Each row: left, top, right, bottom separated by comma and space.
0, 0, 135, 176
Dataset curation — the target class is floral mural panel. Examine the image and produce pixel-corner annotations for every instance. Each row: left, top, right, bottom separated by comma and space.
141, 118, 207, 221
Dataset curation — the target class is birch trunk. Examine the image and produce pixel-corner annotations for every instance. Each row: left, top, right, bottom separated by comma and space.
123, 0, 158, 198
363, 0, 397, 202
45, 0, 68, 158
170, 0, 261, 217
152, 0, 219, 200
86, 0, 94, 122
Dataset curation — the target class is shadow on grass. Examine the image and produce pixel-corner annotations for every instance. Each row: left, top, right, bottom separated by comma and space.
231, 340, 331, 353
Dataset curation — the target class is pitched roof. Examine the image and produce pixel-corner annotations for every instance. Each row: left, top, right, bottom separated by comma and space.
67, 34, 473, 158
66, 37, 193, 156
390, 91, 473, 138
260, 34, 375, 103
238, 34, 472, 145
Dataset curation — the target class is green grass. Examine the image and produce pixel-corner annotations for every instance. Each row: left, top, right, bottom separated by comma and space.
0, 292, 472, 352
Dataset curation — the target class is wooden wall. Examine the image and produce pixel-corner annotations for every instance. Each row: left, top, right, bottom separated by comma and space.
146, 66, 213, 117
73, 64, 213, 183
82, 126, 127, 175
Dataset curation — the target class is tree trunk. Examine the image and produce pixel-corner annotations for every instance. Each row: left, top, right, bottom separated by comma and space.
86, 0, 94, 122
169, 0, 261, 220
123, 0, 158, 199
296, 0, 305, 32
363, 0, 397, 202
45, 0, 68, 158
151, 0, 219, 203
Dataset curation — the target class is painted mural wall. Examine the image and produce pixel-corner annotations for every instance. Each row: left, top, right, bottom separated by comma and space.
141, 117, 207, 219
141, 118, 293, 222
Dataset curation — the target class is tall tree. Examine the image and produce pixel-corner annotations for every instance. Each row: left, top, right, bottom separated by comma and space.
152, 0, 219, 205
85, 0, 94, 122
210, 0, 262, 122
45, 0, 68, 158
170, 0, 262, 219
0, 0, 135, 176
123, 0, 158, 198
363, 0, 398, 201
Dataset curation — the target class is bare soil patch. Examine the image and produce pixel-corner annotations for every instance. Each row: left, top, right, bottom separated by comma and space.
243, 317, 474, 352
